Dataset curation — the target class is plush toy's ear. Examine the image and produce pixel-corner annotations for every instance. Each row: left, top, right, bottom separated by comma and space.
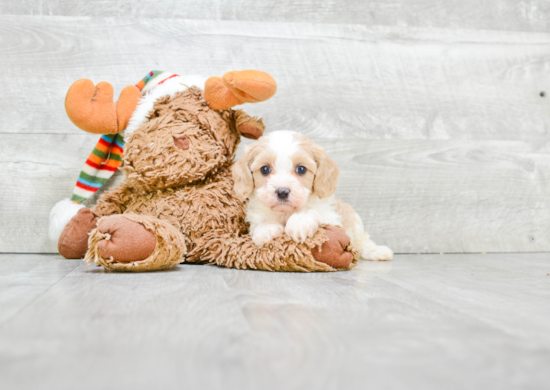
65, 79, 141, 134
204, 70, 277, 110
233, 110, 265, 140
231, 142, 263, 201
239, 124, 263, 140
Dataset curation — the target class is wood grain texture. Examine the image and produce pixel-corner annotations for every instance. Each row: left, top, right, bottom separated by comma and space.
0, 15, 549, 141
0, 254, 79, 325
1, 134, 548, 253
0, 12, 549, 254
1, 0, 549, 32
371, 254, 550, 341
0, 133, 125, 253
0, 253, 549, 390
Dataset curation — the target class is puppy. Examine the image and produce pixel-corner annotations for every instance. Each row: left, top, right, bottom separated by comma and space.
232, 131, 393, 261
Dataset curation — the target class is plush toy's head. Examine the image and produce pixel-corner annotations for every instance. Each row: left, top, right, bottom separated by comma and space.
64, 70, 277, 198
123, 87, 243, 191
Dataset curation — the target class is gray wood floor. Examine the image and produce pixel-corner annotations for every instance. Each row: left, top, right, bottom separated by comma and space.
1, 254, 549, 390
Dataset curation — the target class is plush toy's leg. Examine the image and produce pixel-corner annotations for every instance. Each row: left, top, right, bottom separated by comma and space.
85, 214, 187, 272
311, 226, 354, 269
58, 208, 99, 259
191, 225, 357, 272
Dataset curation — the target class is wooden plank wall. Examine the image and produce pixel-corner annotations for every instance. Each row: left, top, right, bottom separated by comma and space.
1, 1, 549, 253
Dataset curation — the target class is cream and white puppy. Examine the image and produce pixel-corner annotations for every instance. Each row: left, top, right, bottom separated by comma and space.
232, 131, 393, 261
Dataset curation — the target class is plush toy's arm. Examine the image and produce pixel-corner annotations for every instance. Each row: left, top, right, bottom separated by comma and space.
233, 109, 265, 140
188, 226, 357, 272
91, 183, 132, 217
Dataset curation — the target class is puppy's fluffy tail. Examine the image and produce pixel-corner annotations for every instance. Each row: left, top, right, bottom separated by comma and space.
339, 201, 393, 261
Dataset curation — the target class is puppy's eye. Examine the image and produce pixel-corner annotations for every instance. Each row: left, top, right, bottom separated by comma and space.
295, 166, 307, 175
260, 166, 271, 176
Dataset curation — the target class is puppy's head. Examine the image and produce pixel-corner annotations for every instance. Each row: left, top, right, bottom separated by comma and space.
232, 131, 339, 212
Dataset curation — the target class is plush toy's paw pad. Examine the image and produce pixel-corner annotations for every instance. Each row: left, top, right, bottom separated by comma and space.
58, 207, 98, 259
311, 226, 353, 269
362, 245, 393, 261
97, 216, 156, 263
222, 70, 277, 103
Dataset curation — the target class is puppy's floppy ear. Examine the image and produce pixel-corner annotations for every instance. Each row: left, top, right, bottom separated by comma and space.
312, 145, 339, 199
232, 142, 262, 201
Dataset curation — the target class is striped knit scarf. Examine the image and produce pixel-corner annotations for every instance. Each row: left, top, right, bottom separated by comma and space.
70, 133, 125, 203
70, 70, 178, 204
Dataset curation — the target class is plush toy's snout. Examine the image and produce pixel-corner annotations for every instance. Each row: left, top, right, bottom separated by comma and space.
65, 79, 141, 134
173, 135, 190, 150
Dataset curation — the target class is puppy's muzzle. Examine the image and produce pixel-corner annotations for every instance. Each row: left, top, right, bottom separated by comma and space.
276, 187, 290, 200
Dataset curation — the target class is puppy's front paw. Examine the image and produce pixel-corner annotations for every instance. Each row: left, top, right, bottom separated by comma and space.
252, 224, 284, 246
362, 245, 393, 261
285, 213, 319, 243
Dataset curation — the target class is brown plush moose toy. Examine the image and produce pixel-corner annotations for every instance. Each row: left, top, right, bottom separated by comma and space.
49, 70, 357, 272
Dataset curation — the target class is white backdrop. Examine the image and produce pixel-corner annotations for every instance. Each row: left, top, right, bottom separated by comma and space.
0, 0, 549, 253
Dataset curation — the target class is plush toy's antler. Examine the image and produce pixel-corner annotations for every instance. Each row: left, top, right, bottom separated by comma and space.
204, 70, 277, 110
65, 79, 142, 134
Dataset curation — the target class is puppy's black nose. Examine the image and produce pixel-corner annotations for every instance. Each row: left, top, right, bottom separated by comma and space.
276, 188, 290, 200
